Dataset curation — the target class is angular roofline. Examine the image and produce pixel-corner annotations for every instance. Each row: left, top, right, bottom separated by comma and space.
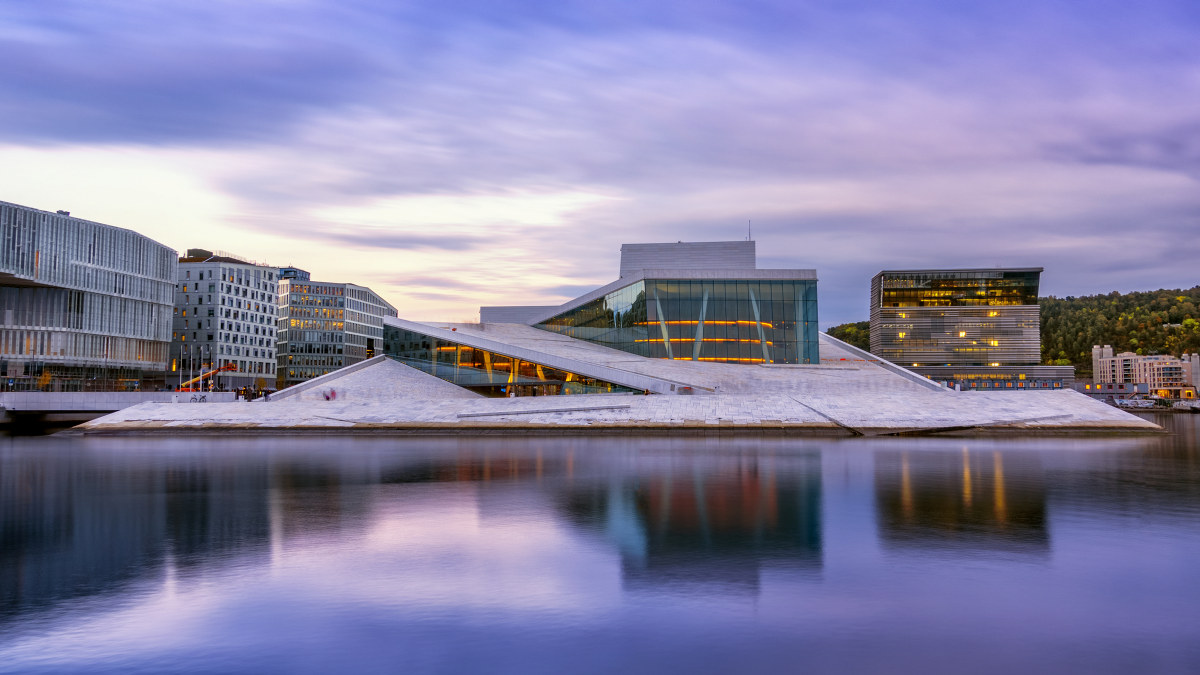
0, 199, 176, 251
280, 278, 397, 313
524, 267, 818, 326
383, 316, 693, 393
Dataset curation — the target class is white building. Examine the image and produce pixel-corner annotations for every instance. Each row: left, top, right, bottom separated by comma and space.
1092, 345, 1198, 399
1, 200, 176, 391
171, 249, 279, 391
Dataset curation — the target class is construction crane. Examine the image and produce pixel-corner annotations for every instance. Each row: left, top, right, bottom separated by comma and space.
178, 363, 237, 391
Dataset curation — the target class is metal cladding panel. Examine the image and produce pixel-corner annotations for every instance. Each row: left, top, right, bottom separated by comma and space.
872, 304, 1042, 367
480, 306, 560, 324
620, 241, 756, 278
870, 269, 1044, 366
0, 199, 177, 376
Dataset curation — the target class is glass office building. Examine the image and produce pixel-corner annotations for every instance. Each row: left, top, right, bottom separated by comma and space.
0, 200, 176, 391
870, 268, 1042, 367
277, 279, 397, 386
868, 268, 1070, 390
537, 278, 820, 364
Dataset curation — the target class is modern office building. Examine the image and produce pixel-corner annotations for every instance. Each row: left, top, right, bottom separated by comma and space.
170, 249, 281, 391
277, 275, 397, 387
485, 241, 820, 365
1091, 345, 1198, 399
869, 268, 1072, 390
0, 200, 176, 391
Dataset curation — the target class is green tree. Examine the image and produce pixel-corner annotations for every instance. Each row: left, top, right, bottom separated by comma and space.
827, 321, 871, 351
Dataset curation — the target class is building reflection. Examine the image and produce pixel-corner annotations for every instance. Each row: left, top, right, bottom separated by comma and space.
875, 448, 1048, 553
261, 439, 824, 595
556, 452, 823, 594
0, 449, 272, 625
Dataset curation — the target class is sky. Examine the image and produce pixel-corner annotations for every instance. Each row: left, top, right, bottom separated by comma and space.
2, 0, 1198, 327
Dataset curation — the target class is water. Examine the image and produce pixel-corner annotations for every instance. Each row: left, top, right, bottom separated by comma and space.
2, 414, 1199, 673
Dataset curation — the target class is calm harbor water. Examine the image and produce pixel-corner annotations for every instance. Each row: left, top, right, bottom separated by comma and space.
2, 415, 1199, 674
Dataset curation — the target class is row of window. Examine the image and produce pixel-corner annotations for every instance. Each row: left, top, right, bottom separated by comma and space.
182, 264, 277, 291
0, 328, 169, 366
0, 286, 171, 342
1, 202, 176, 303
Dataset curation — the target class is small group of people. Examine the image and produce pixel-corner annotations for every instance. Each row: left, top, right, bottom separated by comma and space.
234, 387, 272, 401
322, 389, 338, 401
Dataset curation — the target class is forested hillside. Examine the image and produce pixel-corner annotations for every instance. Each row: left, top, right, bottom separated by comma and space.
1041, 287, 1200, 377
826, 286, 1200, 378
826, 321, 870, 351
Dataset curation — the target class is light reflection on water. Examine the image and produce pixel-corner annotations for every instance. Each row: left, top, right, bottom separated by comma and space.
1, 414, 1199, 673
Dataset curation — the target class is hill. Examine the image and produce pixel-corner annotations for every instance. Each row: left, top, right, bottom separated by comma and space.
1041, 287, 1200, 377
826, 321, 870, 351
827, 286, 1200, 378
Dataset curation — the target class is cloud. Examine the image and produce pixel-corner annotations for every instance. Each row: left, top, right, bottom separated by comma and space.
0, 1, 378, 145
317, 231, 486, 252
3, 0, 1199, 324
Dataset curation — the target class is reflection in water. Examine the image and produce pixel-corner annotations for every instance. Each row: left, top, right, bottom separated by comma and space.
875, 448, 1049, 554
0, 450, 274, 622
0, 437, 822, 623
557, 454, 821, 593
1, 423, 1199, 674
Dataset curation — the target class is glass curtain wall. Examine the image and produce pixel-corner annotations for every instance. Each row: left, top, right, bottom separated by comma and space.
383, 326, 638, 397
537, 279, 819, 364
276, 281, 396, 387
879, 270, 1039, 307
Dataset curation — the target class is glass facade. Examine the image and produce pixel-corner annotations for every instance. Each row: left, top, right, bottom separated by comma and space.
878, 270, 1039, 308
383, 325, 639, 397
277, 281, 397, 386
0, 201, 176, 391
536, 279, 820, 364
870, 269, 1043, 368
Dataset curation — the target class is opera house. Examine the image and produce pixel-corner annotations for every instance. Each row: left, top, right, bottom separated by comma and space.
81, 240, 1158, 435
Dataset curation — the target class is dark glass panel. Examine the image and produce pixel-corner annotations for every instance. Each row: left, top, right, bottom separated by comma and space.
880, 270, 1040, 308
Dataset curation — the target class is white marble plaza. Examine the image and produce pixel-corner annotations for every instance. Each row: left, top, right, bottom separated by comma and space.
78, 331, 1158, 435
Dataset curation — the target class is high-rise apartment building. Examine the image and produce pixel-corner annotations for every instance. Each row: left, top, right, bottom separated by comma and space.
869, 268, 1072, 390
170, 249, 280, 390
276, 275, 396, 386
0, 200, 175, 391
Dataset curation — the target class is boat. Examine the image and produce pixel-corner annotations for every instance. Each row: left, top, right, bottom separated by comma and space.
1114, 397, 1156, 409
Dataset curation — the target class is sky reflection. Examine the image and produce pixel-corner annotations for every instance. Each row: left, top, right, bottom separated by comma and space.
1, 426, 1199, 673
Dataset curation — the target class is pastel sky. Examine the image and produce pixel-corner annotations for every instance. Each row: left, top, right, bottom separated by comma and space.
2, 0, 1198, 326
